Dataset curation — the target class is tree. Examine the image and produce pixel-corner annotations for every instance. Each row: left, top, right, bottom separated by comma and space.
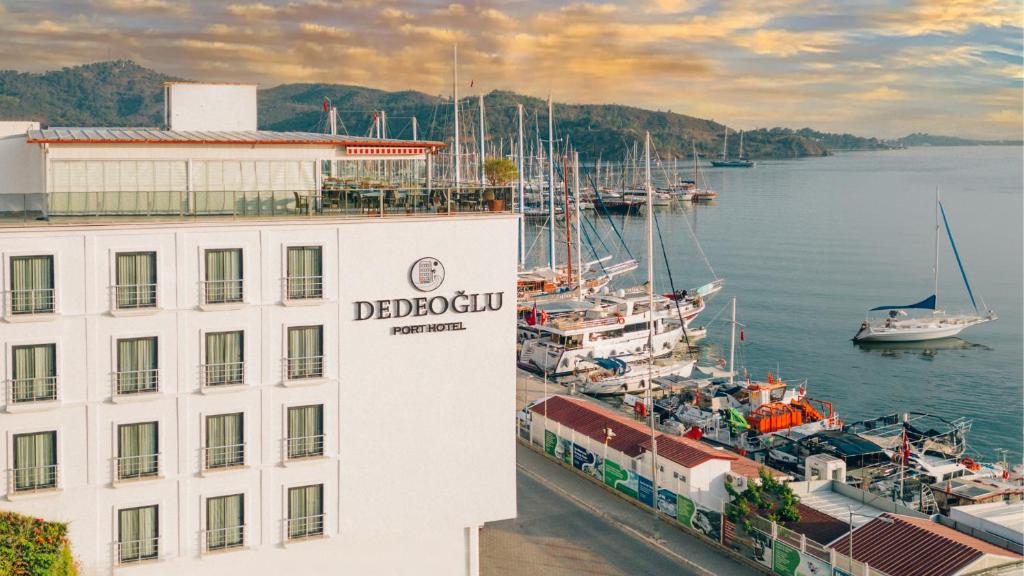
484, 158, 517, 185
725, 468, 801, 532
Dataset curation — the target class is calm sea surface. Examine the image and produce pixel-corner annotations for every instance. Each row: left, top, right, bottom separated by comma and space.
526, 146, 1023, 462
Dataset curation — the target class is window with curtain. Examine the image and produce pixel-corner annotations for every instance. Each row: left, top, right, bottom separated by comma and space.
287, 484, 323, 539
118, 505, 159, 563
205, 413, 244, 470
287, 405, 323, 459
206, 494, 244, 551
287, 326, 323, 379
11, 343, 57, 403
115, 252, 157, 309
12, 431, 57, 491
204, 249, 243, 305
116, 337, 158, 395
204, 331, 244, 386
286, 246, 323, 300
10, 255, 54, 314
117, 422, 158, 480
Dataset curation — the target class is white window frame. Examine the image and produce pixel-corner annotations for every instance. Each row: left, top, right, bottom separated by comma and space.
2, 250, 60, 322
4, 336, 62, 412
280, 400, 327, 465
199, 490, 250, 555
280, 241, 327, 306
281, 323, 328, 387
112, 500, 164, 565
199, 409, 249, 476
110, 417, 164, 486
198, 326, 248, 393
5, 425, 63, 499
281, 480, 329, 545
110, 332, 162, 402
108, 247, 161, 316
198, 245, 246, 311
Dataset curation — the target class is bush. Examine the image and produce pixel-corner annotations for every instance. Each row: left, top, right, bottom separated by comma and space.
725, 468, 801, 532
0, 512, 77, 575
484, 158, 517, 185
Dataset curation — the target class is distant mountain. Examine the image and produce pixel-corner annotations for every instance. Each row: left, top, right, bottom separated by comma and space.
893, 133, 1023, 147
1, 61, 1011, 161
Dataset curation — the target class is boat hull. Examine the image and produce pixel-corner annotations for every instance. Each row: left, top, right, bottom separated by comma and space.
852, 319, 988, 342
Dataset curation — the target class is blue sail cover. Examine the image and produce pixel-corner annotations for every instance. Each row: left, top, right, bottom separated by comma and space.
870, 295, 936, 312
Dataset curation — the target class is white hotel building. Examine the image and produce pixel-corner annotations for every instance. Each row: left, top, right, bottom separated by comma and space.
0, 83, 517, 575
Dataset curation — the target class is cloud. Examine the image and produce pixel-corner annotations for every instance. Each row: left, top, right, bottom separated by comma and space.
735, 29, 843, 56
92, 0, 190, 14
847, 86, 910, 102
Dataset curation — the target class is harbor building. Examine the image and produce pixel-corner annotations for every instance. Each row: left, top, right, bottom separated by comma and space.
0, 83, 518, 575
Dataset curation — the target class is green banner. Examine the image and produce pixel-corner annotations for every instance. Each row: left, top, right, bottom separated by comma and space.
676, 494, 696, 527
544, 430, 556, 456
603, 459, 638, 498
773, 540, 801, 576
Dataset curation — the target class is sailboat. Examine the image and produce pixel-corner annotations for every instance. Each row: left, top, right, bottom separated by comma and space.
690, 143, 718, 202
710, 128, 755, 168
853, 191, 996, 343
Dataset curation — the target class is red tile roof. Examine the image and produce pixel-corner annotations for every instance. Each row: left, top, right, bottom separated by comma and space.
530, 395, 655, 457
830, 513, 1021, 576
789, 503, 851, 545
729, 456, 789, 481
639, 435, 736, 469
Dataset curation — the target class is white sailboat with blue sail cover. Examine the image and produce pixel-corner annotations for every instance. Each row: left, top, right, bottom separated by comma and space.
853, 190, 997, 343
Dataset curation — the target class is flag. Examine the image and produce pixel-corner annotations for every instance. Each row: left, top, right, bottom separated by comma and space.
901, 424, 911, 466
322, 98, 328, 112
740, 328, 745, 342
470, 79, 475, 88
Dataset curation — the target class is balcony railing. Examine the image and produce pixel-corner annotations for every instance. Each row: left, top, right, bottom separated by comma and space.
117, 536, 160, 564
114, 284, 158, 310
201, 279, 244, 305
285, 276, 323, 301
286, 514, 324, 540
6, 376, 58, 404
8, 464, 58, 493
203, 443, 245, 470
286, 435, 324, 460
114, 368, 159, 396
0, 187, 515, 225
286, 356, 323, 380
6, 288, 55, 316
115, 453, 160, 481
201, 362, 244, 388
203, 525, 245, 553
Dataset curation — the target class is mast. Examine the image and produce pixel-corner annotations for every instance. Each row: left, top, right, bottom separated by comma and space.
739, 130, 744, 159
453, 45, 461, 190
573, 150, 583, 300
547, 95, 556, 271
722, 127, 728, 159
729, 297, 737, 386
934, 187, 940, 309
479, 93, 486, 185
644, 131, 659, 539
563, 156, 572, 286
411, 116, 417, 141
517, 104, 526, 267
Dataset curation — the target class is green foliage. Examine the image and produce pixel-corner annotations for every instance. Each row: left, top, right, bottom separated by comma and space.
725, 467, 801, 530
0, 512, 77, 576
484, 158, 518, 184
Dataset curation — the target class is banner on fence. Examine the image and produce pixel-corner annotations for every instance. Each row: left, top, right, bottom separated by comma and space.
603, 458, 639, 498
773, 540, 832, 576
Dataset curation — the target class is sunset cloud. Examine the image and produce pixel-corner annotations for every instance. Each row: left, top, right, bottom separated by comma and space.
0, 0, 1019, 139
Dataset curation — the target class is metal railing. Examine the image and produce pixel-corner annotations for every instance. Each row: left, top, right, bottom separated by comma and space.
8, 464, 59, 493
203, 525, 245, 553
115, 453, 160, 481
286, 514, 324, 540
201, 362, 244, 387
116, 536, 160, 564
6, 288, 55, 316
0, 187, 516, 225
285, 275, 323, 301
114, 368, 159, 395
286, 356, 323, 380
203, 443, 245, 470
114, 283, 158, 309
286, 434, 324, 460
6, 376, 58, 404
201, 279, 244, 305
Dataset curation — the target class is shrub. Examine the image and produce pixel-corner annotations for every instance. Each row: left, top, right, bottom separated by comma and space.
0, 512, 77, 575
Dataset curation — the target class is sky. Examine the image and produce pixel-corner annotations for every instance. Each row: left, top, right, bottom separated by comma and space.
0, 0, 1020, 139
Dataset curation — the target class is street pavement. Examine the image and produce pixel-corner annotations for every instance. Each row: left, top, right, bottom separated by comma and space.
480, 443, 763, 576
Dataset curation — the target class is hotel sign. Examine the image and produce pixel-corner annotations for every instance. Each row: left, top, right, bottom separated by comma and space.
353, 257, 505, 335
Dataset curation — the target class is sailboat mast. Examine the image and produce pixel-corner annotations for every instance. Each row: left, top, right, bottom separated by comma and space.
453, 45, 461, 191
573, 150, 583, 301
479, 93, 486, 185
729, 297, 737, 386
644, 131, 659, 540
517, 104, 525, 267
547, 95, 556, 271
563, 156, 572, 286
739, 131, 744, 159
722, 127, 728, 159
934, 187, 940, 309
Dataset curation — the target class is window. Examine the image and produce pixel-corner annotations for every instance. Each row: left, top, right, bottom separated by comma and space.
205, 413, 244, 470
205, 494, 244, 552
204, 331, 244, 387
286, 246, 323, 300
116, 337, 158, 395
287, 326, 323, 380
9, 255, 54, 315
11, 431, 57, 492
204, 249, 243, 305
10, 343, 57, 403
287, 484, 323, 540
117, 422, 159, 480
115, 252, 157, 309
118, 505, 159, 564
286, 405, 323, 459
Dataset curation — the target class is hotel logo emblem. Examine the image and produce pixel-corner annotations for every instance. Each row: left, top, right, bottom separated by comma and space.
410, 257, 445, 292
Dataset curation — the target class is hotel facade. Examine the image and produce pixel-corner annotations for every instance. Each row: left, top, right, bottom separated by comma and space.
0, 84, 518, 575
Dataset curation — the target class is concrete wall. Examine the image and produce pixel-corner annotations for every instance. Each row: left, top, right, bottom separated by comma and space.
0, 214, 518, 575
166, 84, 257, 132
0, 125, 44, 212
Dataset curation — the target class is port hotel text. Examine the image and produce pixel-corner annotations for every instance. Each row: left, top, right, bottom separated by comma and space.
353, 291, 505, 336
